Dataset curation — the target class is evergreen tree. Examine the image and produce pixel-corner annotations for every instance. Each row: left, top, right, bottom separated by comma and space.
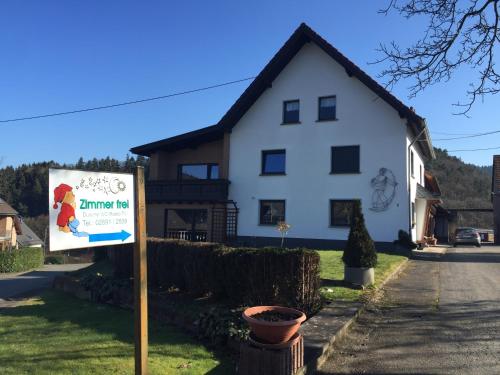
76, 157, 85, 169
342, 201, 378, 268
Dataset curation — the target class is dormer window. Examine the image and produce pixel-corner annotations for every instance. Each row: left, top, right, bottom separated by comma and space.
318, 96, 337, 121
282, 100, 300, 124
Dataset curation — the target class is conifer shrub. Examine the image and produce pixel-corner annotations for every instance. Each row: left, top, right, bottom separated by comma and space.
394, 229, 418, 250
342, 201, 378, 268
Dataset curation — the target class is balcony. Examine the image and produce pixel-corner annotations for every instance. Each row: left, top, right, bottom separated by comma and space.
146, 179, 229, 203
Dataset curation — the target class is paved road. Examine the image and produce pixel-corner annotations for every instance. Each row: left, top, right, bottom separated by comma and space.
319, 245, 500, 375
0, 263, 91, 301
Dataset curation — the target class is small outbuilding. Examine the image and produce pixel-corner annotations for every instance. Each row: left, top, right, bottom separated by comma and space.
0, 197, 43, 250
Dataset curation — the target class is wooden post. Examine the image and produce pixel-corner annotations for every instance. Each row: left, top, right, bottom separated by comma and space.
134, 166, 148, 375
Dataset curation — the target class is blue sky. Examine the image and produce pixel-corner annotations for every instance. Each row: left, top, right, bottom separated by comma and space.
1, 1, 498, 167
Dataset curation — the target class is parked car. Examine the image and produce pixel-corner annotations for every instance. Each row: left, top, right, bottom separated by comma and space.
453, 227, 481, 247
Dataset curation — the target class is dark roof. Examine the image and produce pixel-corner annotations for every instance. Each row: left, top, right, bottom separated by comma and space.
424, 171, 442, 196
131, 23, 434, 159
0, 198, 18, 216
416, 183, 441, 201
17, 221, 43, 247
131, 124, 223, 156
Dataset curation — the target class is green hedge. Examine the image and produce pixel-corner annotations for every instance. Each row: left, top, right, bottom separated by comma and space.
109, 239, 321, 315
0, 247, 44, 273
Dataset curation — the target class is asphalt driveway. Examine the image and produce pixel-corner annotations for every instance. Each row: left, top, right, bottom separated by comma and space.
319, 245, 500, 375
0, 263, 91, 301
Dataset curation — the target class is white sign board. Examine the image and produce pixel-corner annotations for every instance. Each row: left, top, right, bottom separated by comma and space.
49, 168, 135, 251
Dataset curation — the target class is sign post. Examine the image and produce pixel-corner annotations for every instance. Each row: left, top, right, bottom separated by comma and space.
48, 167, 148, 374
134, 166, 148, 375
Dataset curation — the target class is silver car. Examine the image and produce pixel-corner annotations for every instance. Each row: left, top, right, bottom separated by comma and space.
453, 227, 481, 247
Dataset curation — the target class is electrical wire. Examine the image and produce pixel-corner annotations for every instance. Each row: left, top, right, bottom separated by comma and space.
447, 146, 500, 152
433, 130, 500, 141
431, 131, 478, 136
0, 76, 256, 123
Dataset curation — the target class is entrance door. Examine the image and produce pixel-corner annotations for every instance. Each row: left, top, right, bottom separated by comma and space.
164, 209, 208, 242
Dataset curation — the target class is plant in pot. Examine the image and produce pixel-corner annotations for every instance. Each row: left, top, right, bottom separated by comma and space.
342, 200, 378, 286
242, 306, 306, 346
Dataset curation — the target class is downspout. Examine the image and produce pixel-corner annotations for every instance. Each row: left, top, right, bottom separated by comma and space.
408, 123, 428, 240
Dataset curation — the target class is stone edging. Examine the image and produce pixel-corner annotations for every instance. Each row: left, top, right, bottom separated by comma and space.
297, 258, 410, 374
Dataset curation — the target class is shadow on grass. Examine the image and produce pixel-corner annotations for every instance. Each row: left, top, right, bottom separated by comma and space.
321, 278, 362, 290
0, 290, 234, 374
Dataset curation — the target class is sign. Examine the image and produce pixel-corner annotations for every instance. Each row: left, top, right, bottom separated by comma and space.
49, 168, 135, 251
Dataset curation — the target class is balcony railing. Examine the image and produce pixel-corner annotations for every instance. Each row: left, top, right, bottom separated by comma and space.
166, 230, 208, 242
146, 179, 229, 203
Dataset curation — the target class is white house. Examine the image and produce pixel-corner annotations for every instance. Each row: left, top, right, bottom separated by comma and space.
131, 23, 441, 249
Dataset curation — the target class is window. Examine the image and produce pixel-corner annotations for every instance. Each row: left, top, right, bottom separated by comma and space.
165, 209, 208, 241
318, 96, 337, 121
259, 200, 285, 225
410, 151, 414, 177
178, 164, 219, 180
330, 200, 358, 227
419, 165, 423, 185
331, 146, 360, 174
261, 149, 286, 175
283, 100, 300, 124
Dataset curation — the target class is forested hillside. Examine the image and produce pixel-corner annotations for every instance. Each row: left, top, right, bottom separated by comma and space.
426, 148, 492, 209
426, 148, 493, 228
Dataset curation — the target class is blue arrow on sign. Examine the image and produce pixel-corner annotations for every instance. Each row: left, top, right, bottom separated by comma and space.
88, 230, 131, 243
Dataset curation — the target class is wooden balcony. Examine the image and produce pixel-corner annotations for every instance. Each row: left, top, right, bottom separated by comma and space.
146, 179, 229, 203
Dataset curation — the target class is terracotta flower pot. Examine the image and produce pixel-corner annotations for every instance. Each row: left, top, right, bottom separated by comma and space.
242, 306, 306, 344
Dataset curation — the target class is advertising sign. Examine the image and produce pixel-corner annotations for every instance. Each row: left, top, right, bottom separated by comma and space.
49, 168, 135, 251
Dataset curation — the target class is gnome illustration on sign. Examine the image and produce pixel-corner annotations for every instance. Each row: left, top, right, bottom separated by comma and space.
53, 183, 88, 237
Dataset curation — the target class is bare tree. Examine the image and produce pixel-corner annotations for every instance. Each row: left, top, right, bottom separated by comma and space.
377, 0, 500, 114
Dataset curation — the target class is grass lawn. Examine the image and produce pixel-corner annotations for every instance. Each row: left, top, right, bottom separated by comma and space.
318, 250, 407, 302
0, 290, 232, 375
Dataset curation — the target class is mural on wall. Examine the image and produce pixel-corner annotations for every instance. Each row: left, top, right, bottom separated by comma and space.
370, 168, 398, 212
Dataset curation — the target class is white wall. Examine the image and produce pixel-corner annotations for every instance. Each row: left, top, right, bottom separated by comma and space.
415, 199, 427, 241
407, 129, 427, 240
228, 43, 411, 243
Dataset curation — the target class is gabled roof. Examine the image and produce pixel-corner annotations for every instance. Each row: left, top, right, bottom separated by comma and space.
131, 124, 223, 156
0, 198, 18, 216
132, 23, 434, 159
17, 221, 43, 247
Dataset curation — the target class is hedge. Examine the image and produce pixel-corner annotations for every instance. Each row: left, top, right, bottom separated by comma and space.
109, 239, 321, 315
0, 247, 44, 273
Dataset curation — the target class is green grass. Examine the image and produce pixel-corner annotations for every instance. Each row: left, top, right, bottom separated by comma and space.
318, 250, 407, 302
0, 291, 232, 375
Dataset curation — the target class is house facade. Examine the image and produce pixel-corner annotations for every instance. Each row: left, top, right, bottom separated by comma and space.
131, 23, 439, 248
0, 198, 22, 250
0, 198, 44, 250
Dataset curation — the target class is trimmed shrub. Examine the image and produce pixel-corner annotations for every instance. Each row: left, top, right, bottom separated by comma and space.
342, 201, 378, 268
394, 229, 418, 250
45, 255, 64, 264
108, 239, 321, 315
0, 247, 44, 273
